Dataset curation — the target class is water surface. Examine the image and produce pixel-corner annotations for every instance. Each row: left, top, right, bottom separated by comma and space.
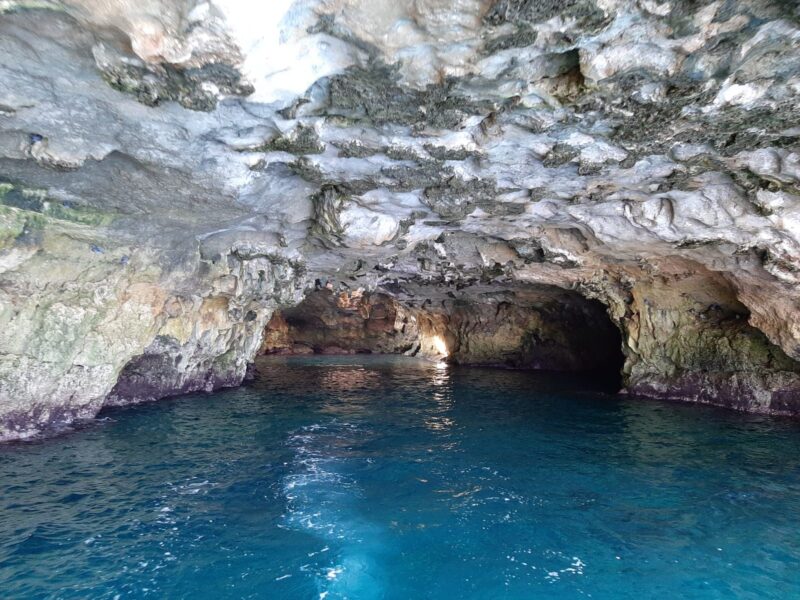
2, 356, 799, 599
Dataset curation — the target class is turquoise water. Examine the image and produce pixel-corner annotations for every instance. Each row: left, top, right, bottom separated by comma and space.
1, 356, 800, 599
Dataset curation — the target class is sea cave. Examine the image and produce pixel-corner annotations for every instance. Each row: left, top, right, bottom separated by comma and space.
1, 0, 800, 597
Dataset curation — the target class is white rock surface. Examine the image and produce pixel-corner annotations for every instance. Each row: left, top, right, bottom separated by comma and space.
1, 0, 800, 437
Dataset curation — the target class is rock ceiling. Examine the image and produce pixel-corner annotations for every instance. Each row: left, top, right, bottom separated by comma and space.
1, 0, 800, 438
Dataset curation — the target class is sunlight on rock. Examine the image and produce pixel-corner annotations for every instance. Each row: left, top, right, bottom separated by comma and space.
432, 335, 449, 358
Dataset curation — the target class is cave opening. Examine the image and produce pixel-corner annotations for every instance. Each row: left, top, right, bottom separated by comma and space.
259, 285, 626, 391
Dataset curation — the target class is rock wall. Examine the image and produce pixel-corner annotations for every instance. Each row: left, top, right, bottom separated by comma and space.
2, 0, 800, 437
0, 180, 305, 439
262, 289, 422, 356
104, 246, 306, 407
436, 291, 623, 373
613, 267, 800, 413
262, 287, 624, 376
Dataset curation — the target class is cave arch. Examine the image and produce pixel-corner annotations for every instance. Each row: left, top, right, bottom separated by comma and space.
259, 285, 626, 389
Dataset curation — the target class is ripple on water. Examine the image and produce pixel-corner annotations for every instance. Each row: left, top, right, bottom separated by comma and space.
0, 355, 799, 599
280, 420, 388, 599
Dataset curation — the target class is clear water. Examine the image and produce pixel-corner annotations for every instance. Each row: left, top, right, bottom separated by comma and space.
2, 356, 800, 600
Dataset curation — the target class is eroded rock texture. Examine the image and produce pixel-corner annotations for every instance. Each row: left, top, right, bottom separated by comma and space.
262, 290, 423, 356
1, 0, 800, 438
263, 288, 623, 377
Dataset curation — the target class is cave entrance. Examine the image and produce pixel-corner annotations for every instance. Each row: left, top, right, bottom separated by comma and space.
260, 285, 625, 390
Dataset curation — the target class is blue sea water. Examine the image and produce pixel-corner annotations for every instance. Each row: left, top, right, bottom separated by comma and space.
1, 355, 800, 599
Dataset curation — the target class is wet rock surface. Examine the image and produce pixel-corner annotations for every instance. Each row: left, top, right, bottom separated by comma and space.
2, 0, 800, 438
263, 288, 624, 378
261, 289, 419, 356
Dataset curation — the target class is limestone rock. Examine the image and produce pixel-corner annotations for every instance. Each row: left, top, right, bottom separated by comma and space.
2, 0, 800, 438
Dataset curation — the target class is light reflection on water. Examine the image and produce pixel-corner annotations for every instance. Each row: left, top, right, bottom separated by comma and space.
282, 420, 386, 599
426, 360, 454, 433
0, 355, 799, 599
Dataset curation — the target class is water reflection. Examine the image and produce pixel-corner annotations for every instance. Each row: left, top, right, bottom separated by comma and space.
424, 361, 455, 433
319, 367, 380, 393
3, 355, 799, 598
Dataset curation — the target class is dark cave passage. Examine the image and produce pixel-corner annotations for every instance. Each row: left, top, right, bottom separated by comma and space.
259, 286, 626, 389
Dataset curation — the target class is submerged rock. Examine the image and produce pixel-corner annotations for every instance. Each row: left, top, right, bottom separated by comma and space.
2, 0, 800, 438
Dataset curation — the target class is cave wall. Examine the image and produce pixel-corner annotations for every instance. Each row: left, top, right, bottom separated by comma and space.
262, 289, 421, 356
262, 287, 625, 375
621, 270, 800, 414
260, 272, 800, 416
0, 214, 305, 439
440, 293, 622, 373
1, 0, 800, 438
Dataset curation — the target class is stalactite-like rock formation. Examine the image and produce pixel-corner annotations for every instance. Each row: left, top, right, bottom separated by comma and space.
1, 0, 800, 438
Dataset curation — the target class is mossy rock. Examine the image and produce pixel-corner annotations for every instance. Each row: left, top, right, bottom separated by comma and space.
0, 181, 113, 228
102, 61, 253, 112
256, 125, 324, 155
